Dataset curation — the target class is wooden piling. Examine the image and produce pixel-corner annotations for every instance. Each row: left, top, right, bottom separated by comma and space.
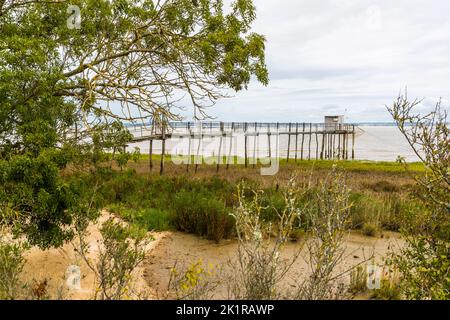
186, 124, 191, 173
253, 122, 257, 168
320, 133, 325, 160
287, 123, 292, 162
295, 123, 299, 162
160, 138, 165, 175
227, 122, 234, 170
308, 123, 312, 160
352, 126, 355, 160
195, 134, 201, 173
301, 123, 305, 160
331, 133, 334, 159
315, 125, 319, 160
244, 122, 248, 168
338, 133, 341, 160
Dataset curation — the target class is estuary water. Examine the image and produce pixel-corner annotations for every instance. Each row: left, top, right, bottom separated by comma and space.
128, 125, 420, 163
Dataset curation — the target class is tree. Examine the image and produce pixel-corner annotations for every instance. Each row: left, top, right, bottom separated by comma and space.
387, 93, 449, 299
0, 0, 268, 248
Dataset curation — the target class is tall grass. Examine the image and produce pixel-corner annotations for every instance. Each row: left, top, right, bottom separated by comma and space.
72, 168, 425, 242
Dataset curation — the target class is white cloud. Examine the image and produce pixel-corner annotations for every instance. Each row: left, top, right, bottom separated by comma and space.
197, 0, 450, 122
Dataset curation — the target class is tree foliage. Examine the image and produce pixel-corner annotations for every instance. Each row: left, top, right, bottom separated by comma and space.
388, 94, 449, 300
0, 0, 268, 248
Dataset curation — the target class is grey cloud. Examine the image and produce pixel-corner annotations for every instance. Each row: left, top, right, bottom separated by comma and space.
188, 0, 450, 122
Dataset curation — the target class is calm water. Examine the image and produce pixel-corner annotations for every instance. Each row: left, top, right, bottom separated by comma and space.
128, 126, 419, 163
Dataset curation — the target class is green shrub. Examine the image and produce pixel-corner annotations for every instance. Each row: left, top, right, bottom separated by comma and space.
371, 279, 401, 300
363, 180, 400, 193
349, 265, 368, 295
260, 193, 286, 222
0, 242, 27, 300
136, 209, 171, 232
362, 222, 379, 237
108, 204, 171, 232
171, 191, 234, 243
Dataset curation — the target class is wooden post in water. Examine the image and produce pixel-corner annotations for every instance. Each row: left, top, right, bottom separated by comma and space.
346, 131, 350, 160
149, 139, 154, 172
352, 125, 355, 160
295, 123, 299, 163
186, 123, 191, 173
331, 132, 336, 159
308, 123, 312, 160
253, 122, 257, 168
320, 131, 325, 160
227, 122, 234, 170
195, 134, 201, 173
301, 123, 305, 160
337, 133, 341, 160
217, 122, 224, 172
287, 123, 292, 162
342, 132, 346, 160
267, 123, 272, 166
160, 138, 166, 175
315, 124, 319, 160
244, 122, 248, 168
329, 133, 332, 159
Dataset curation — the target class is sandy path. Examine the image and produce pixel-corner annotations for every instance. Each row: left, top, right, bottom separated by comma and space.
143, 231, 404, 299
17, 214, 403, 300
20, 212, 169, 300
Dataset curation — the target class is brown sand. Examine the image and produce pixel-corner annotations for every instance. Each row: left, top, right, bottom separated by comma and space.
143, 230, 404, 299
18, 213, 403, 300
20, 212, 169, 300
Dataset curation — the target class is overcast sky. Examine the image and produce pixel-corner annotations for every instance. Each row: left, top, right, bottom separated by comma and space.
199, 0, 450, 123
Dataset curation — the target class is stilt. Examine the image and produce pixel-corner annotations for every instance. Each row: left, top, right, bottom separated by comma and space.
195, 134, 202, 173
338, 133, 341, 160
187, 124, 191, 172
352, 126, 355, 160
253, 123, 257, 168
320, 133, 325, 160
217, 136, 222, 173
287, 123, 292, 162
315, 125, 319, 160
301, 123, 305, 160
244, 122, 248, 168
149, 139, 153, 172
160, 138, 165, 175
331, 134, 336, 159
295, 123, 299, 163
308, 123, 312, 160
346, 132, 350, 160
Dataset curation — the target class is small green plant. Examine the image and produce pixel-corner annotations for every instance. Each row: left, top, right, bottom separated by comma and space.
136, 209, 171, 232
230, 177, 303, 300
109, 205, 171, 232
171, 191, 234, 243
168, 259, 219, 300
0, 241, 27, 300
371, 272, 402, 300
349, 265, 368, 295
362, 222, 379, 237
76, 218, 152, 300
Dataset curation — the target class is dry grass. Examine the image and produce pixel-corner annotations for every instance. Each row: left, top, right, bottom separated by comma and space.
124, 158, 418, 193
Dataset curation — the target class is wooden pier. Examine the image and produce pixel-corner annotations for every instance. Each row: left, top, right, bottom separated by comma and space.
127, 121, 357, 174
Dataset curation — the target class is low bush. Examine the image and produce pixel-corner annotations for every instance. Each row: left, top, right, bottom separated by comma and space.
171, 191, 235, 243
0, 242, 26, 300
371, 279, 401, 300
363, 180, 400, 193
362, 222, 379, 237
72, 169, 428, 244
348, 265, 368, 295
